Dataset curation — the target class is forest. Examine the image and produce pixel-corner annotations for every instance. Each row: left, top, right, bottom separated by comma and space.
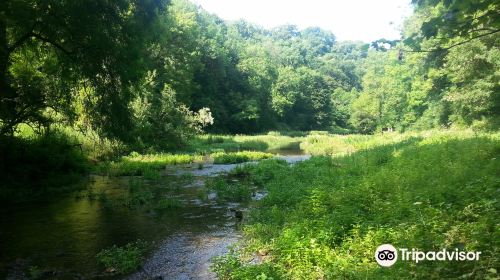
0, 0, 499, 279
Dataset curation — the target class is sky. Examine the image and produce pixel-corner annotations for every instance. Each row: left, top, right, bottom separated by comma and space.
189, 0, 414, 43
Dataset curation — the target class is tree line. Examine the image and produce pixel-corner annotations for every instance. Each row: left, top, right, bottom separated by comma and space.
1, 0, 498, 150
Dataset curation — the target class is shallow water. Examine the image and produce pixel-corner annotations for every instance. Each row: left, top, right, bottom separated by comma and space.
0, 152, 309, 279
0, 175, 237, 279
171, 153, 310, 177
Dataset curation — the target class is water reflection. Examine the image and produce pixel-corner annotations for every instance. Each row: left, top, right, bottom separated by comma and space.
0, 151, 311, 279
0, 175, 232, 279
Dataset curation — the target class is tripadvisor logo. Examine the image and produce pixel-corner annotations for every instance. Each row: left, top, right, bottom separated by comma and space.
375, 244, 398, 267
375, 244, 481, 267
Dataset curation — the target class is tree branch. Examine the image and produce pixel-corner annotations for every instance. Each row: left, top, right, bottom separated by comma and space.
7, 30, 73, 57
7, 22, 38, 54
30, 32, 73, 56
7, 31, 33, 53
404, 29, 500, 53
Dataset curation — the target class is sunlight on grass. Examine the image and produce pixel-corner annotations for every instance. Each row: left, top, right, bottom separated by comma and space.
212, 151, 274, 164
213, 130, 500, 279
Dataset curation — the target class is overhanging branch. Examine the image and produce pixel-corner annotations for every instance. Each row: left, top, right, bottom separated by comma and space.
30, 32, 73, 56
7, 31, 73, 56
404, 29, 500, 53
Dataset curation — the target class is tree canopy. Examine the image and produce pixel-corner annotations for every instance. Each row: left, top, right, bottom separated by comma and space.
1, 0, 498, 149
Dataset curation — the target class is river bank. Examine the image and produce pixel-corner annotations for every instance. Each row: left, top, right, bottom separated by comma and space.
0, 149, 308, 279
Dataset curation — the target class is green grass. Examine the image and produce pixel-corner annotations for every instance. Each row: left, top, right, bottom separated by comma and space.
96, 150, 275, 177
155, 197, 182, 209
95, 152, 201, 176
187, 133, 304, 153
205, 177, 253, 202
212, 151, 274, 164
115, 179, 155, 209
96, 240, 148, 274
15, 123, 128, 161
213, 130, 500, 279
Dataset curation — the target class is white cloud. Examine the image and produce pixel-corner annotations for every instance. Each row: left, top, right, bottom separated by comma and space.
189, 0, 413, 42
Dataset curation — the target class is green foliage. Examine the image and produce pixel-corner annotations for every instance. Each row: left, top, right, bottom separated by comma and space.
96, 240, 148, 274
215, 131, 500, 279
2, 0, 499, 201
300, 132, 419, 156
188, 134, 303, 153
212, 151, 273, 164
300, 135, 355, 156
130, 72, 214, 150
99, 152, 200, 176
155, 197, 182, 209
212, 250, 284, 280
444, 39, 500, 127
206, 178, 252, 202
233, 159, 289, 187
0, 132, 88, 202
348, 0, 500, 133
124, 179, 154, 208
2, 0, 498, 159
271, 67, 333, 130
1, 0, 167, 139
406, 0, 499, 50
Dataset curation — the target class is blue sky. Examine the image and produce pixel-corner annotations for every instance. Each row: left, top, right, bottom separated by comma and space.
189, 0, 413, 42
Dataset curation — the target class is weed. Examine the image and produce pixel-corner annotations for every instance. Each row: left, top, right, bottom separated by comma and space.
206, 178, 253, 202
96, 240, 148, 274
97, 153, 201, 176
124, 179, 153, 208
155, 197, 182, 209
212, 151, 273, 164
214, 131, 500, 279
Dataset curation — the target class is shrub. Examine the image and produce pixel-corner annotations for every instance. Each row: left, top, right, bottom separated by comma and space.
0, 132, 88, 202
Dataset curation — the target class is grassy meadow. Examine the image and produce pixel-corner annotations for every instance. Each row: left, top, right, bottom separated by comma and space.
211, 130, 500, 279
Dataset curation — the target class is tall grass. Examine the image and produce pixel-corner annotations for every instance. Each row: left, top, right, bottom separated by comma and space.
96, 153, 201, 176
96, 240, 148, 274
213, 131, 500, 279
187, 133, 303, 153
212, 151, 274, 164
95, 151, 275, 177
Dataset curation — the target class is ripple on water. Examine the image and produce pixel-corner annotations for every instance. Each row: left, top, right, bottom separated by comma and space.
127, 230, 241, 280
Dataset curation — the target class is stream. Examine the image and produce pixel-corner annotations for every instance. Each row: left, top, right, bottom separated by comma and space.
0, 152, 310, 280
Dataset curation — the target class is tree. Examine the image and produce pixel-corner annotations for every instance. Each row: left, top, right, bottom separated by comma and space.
1, 0, 167, 139
271, 66, 332, 130
443, 38, 500, 126
406, 0, 500, 51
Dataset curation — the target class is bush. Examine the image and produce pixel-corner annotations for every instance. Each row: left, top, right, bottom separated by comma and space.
0, 132, 88, 202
